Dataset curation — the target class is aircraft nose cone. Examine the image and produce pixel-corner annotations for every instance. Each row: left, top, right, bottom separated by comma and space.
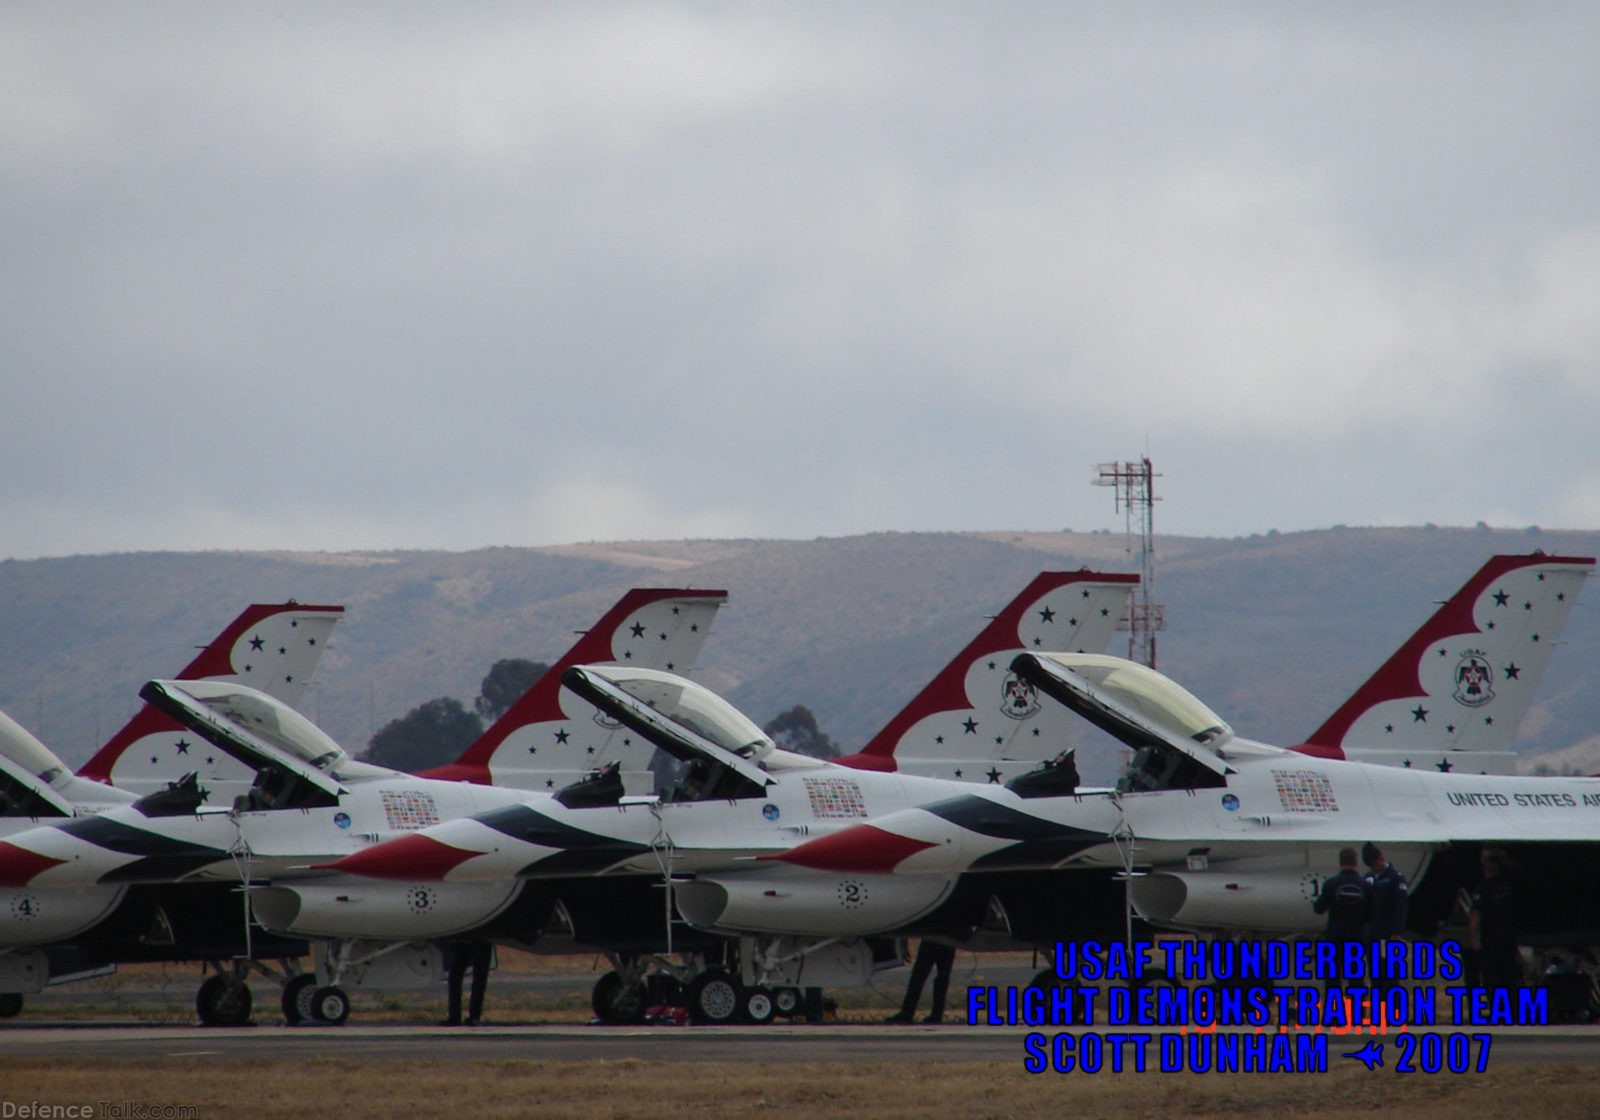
0, 841, 67, 888
322, 833, 482, 881
765, 824, 936, 873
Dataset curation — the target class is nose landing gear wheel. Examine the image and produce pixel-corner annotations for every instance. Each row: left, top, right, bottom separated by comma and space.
686, 969, 741, 1025
741, 986, 777, 1025
772, 987, 801, 1018
310, 985, 350, 1026
196, 974, 252, 1027
0, 993, 23, 1019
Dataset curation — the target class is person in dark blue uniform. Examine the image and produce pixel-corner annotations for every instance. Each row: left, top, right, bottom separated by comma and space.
1362, 842, 1409, 939
1313, 847, 1372, 943
1469, 847, 1519, 989
886, 939, 957, 1024
441, 938, 493, 1026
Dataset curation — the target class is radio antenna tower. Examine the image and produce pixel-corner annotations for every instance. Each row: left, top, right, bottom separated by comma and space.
1094, 456, 1164, 668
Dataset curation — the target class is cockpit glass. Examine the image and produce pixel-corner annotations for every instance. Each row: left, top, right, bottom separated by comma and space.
587, 667, 773, 758
167, 680, 346, 768
1040, 654, 1230, 744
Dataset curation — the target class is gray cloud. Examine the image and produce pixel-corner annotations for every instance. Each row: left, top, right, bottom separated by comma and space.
3, 2, 1597, 557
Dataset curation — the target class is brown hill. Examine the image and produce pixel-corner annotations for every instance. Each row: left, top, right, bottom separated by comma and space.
0, 526, 1595, 771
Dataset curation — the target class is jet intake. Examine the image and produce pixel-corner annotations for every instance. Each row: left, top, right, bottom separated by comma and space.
0, 885, 126, 946
1129, 870, 1324, 935
674, 870, 955, 937
249, 881, 521, 940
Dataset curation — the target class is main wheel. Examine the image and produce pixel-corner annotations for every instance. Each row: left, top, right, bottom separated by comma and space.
0, 993, 23, 1019
686, 969, 741, 1025
281, 974, 318, 1025
310, 985, 350, 1026
1026, 967, 1062, 991
740, 986, 777, 1025
1134, 966, 1178, 989
591, 970, 647, 1025
196, 974, 252, 1027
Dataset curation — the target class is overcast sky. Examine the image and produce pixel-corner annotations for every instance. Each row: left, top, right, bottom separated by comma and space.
4, 3, 1597, 560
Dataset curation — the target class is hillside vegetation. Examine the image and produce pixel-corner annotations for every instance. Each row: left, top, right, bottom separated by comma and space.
1, 526, 1596, 772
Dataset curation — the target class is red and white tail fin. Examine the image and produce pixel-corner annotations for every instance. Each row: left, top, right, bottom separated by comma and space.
835, 571, 1137, 784
77, 602, 344, 794
1294, 553, 1593, 774
420, 587, 727, 790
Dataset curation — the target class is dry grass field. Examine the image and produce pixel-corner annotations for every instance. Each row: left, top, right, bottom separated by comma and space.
3, 1057, 1599, 1120
9, 951, 1600, 1118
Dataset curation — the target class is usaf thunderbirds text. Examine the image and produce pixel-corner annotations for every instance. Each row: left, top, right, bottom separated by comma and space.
964, 941, 1545, 1074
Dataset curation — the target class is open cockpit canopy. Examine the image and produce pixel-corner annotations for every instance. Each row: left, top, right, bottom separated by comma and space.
561, 666, 774, 801
139, 679, 363, 809
1010, 653, 1234, 792
0, 710, 72, 816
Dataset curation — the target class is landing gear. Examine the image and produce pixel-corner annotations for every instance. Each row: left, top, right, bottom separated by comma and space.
191, 956, 309, 1027
587, 951, 798, 1027
0, 993, 22, 1019
281, 973, 318, 1025
1026, 967, 1061, 991
1024, 967, 1098, 1009
196, 973, 252, 1027
309, 985, 350, 1026
1134, 966, 1178, 990
686, 968, 741, 1025
772, 986, 801, 1019
740, 985, 777, 1025
591, 970, 648, 1025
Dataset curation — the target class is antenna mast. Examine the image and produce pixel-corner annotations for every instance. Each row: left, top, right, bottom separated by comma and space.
1094, 456, 1164, 668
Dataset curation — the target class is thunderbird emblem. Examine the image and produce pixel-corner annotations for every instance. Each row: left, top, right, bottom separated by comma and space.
1452, 651, 1494, 708
1000, 673, 1041, 720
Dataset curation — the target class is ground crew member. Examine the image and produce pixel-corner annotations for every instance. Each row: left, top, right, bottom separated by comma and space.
886, 939, 956, 1024
1362, 842, 1409, 938
441, 938, 493, 1026
1313, 847, 1372, 943
1469, 847, 1519, 989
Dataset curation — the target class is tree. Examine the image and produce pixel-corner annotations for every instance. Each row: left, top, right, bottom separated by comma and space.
364, 697, 483, 772
763, 704, 839, 759
476, 658, 550, 722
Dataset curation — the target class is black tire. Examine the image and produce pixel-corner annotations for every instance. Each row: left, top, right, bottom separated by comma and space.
196, 974, 252, 1027
772, 987, 801, 1017
741, 986, 777, 1025
310, 985, 350, 1026
1135, 966, 1178, 989
0, 992, 23, 1019
1026, 967, 1063, 991
281, 974, 318, 1025
686, 969, 741, 1025
591, 970, 647, 1025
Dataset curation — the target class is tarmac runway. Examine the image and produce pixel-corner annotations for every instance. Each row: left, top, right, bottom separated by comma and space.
5, 1021, 1599, 1066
